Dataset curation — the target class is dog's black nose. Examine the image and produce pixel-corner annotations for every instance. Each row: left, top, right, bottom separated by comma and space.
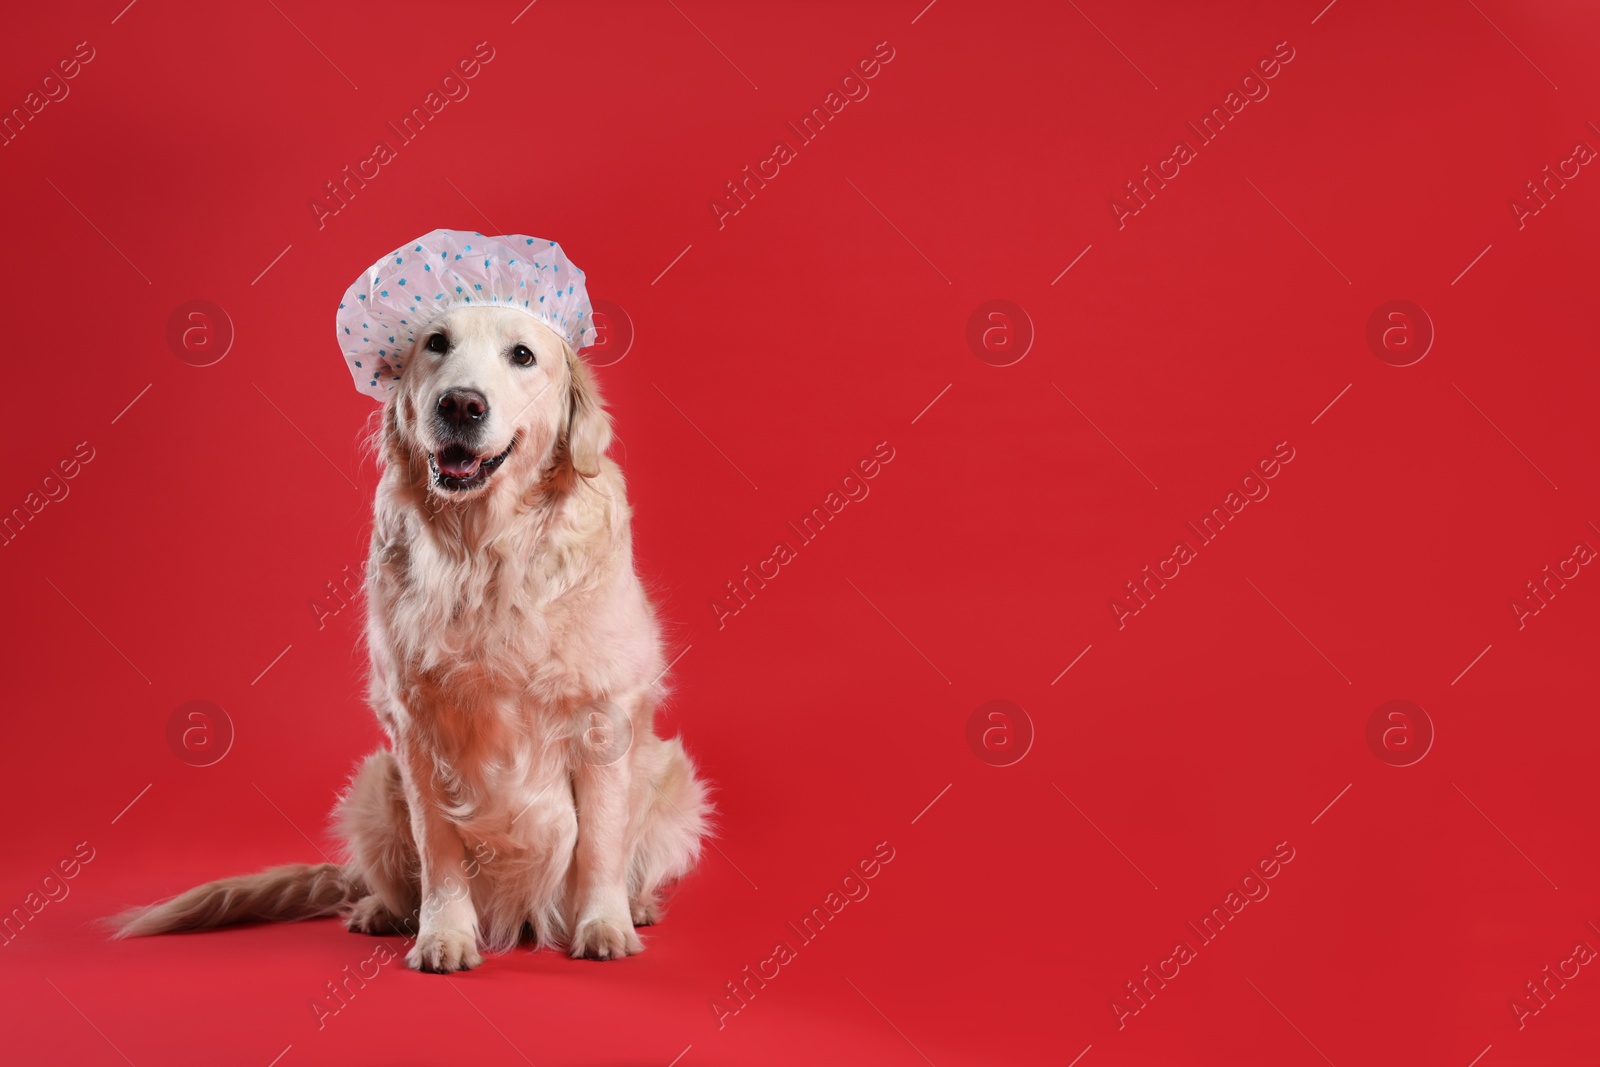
437, 389, 488, 426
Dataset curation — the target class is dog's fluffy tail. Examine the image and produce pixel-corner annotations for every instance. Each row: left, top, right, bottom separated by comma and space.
113, 862, 362, 938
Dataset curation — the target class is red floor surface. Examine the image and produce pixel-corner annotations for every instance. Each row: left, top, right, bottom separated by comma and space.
3, 2, 1598, 1065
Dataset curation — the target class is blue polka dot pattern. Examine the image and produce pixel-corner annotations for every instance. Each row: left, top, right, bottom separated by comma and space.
336, 228, 594, 402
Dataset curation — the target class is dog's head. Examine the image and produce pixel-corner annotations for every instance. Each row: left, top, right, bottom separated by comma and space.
386, 305, 610, 500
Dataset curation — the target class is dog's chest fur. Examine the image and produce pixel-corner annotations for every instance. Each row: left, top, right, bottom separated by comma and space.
367, 467, 659, 752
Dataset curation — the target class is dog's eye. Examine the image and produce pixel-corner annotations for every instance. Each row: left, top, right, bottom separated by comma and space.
510, 344, 536, 367
425, 333, 450, 354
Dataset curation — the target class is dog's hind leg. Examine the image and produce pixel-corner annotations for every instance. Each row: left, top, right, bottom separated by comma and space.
628, 736, 711, 927
336, 750, 420, 934
345, 893, 413, 935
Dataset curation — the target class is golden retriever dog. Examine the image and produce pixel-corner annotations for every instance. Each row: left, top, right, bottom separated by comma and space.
118, 304, 710, 970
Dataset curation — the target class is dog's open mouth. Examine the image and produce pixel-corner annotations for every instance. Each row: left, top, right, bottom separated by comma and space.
428, 437, 516, 493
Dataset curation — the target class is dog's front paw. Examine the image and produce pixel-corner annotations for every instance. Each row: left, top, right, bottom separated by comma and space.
571, 917, 643, 960
407, 928, 482, 973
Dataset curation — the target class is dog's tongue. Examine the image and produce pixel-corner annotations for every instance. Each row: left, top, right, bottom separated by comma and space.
437, 446, 482, 478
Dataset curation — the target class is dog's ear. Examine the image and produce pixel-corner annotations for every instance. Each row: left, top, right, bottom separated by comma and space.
562, 349, 612, 478
379, 391, 408, 465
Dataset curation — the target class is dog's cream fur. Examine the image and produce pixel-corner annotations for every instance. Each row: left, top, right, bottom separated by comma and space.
118, 306, 709, 970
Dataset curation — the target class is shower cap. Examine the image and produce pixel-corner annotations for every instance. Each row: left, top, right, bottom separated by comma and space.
336, 227, 592, 401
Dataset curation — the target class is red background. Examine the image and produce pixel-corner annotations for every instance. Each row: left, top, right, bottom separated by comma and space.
2, 1, 1597, 1064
